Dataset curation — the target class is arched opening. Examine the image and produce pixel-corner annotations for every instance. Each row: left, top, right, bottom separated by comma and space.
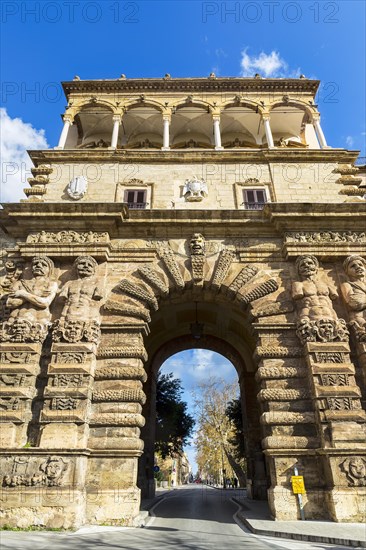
268, 104, 316, 148
221, 105, 263, 148
68, 104, 114, 149
122, 105, 163, 149
137, 296, 267, 502
171, 104, 213, 148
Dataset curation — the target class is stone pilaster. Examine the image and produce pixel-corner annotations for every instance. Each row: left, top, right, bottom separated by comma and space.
39, 342, 97, 448
0, 343, 41, 447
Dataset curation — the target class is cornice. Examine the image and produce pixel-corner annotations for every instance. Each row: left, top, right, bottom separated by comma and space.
28, 148, 360, 166
1, 203, 365, 243
62, 77, 320, 97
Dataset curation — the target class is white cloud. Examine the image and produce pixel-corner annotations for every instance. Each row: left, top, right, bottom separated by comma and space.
240, 49, 301, 78
345, 136, 354, 148
0, 108, 48, 202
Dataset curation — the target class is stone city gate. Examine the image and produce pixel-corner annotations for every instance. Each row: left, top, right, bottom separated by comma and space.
0, 223, 366, 527
0, 75, 365, 527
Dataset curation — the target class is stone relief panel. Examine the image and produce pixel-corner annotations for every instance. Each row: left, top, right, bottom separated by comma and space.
340, 456, 366, 486
292, 255, 348, 344
341, 255, 366, 342
53, 256, 104, 344
0, 256, 57, 343
285, 231, 366, 244
2, 455, 70, 488
183, 178, 208, 202
27, 231, 109, 244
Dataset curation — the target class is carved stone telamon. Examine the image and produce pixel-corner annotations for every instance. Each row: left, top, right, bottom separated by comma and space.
53, 255, 103, 343
292, 255, 348, 344
1, 256, 57, 343
341, 255, 366, 342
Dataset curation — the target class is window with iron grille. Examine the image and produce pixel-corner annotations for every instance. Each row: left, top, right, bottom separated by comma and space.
243, 189, 267, 210
124, 189, 148, 209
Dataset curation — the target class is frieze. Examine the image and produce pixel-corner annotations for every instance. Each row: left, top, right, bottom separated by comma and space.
95, 365, 147, 381
258, 388, 310, 402
0, 374, 28, 386
261, 411, 315, 425
255, 346, 303, 358
97, 346, 148, 361
314, 352, 346, 363
320, 373, 349, 386
52, 373, 88, 387
262, 436, 318, 449
340, 457, 366, 487
2, 456, 69, 488
326, 397, 361, 411
0, 352, 33, 363
90, 413, 145, 427
51, 397, 79, 410
27, 231, 109, 244
0, 397, 20, 410
55, 352, 87, 363
285, 231, 366, 244
92, 389, 146, 404
255, 365, 306, 381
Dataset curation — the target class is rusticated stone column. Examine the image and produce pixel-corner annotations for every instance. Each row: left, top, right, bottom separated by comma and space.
85, 328, 147, 526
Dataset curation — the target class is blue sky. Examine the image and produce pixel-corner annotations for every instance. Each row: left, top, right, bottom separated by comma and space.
160, 349, 238, 473
1, 0, 365, 200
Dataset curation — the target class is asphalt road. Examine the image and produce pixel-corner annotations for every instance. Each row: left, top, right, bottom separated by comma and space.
0, 485, 352, 550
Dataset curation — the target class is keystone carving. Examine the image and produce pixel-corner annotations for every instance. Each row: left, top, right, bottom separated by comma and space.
190, 233, 206, 282
341, 255, 366, 342
1, 256, 57, 343
292, 255, 348, 344
340, 457, 366, 486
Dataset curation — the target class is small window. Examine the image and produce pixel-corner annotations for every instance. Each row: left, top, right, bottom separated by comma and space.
124, 189, 148, 209
243, 189, 267, 210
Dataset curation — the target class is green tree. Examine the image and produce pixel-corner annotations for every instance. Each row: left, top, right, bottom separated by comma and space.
155, 372, 195, 459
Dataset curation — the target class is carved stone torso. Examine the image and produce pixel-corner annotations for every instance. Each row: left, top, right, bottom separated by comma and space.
60, 276, 103, 322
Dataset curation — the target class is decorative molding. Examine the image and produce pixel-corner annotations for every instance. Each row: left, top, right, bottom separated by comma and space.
92, 389, 146, 404
258, 388, 310, 401
97, 346, 148, 361
261, 412, 315, 425
90, 413, 145, 427
137, 265, 169, 296
227, 265, 258, 298
118, 279, 158, 311
27, 231, 109, 244
255, 346, 303, 358
255, 365, 306, 381
158, 247, 185, 289
211, 249, 236, 291
95, 365, 146, 382
237, 278, 279, 305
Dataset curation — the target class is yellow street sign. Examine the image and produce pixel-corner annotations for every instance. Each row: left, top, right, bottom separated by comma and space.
291, 475, 306, 494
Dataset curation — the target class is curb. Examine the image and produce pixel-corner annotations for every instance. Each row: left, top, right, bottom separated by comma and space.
232, 499, 366, 549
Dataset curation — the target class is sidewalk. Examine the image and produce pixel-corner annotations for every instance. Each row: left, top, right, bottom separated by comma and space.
231, 491, 366, 549
142, 486, 366, 548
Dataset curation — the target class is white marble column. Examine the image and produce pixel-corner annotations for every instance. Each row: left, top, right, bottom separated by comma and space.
111, 116, 121, 149
313, 118, 328, 148
263, 116, 274, 148
162, 117, 170, 150
56, 117, 72, 149
213, 116, 223, 150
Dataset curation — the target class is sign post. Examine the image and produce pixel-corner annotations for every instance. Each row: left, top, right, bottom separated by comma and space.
291, 467, 306, 521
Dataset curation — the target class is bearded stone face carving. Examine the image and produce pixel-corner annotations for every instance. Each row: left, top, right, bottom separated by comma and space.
341, 255, 366, 342
53, 255, 103, 344
1, 256, 57, 343
292, 255, 348, 344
